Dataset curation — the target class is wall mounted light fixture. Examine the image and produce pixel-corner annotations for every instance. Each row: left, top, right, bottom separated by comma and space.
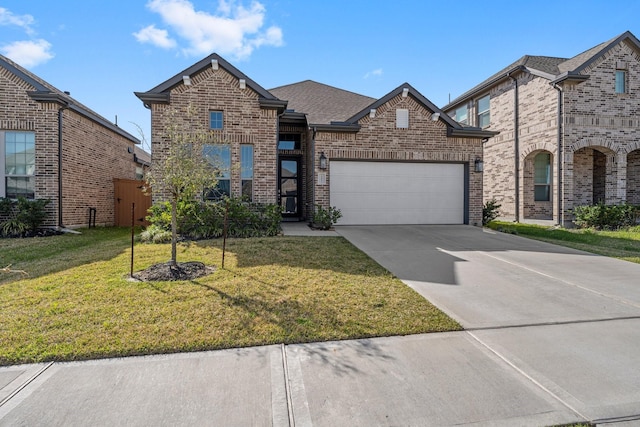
474, 157, 484, 173
319, 152, 328, 169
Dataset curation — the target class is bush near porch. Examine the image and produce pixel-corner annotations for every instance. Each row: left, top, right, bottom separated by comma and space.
572, 203, 639, 230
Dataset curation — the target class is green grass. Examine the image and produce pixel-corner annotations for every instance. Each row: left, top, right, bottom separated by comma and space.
488, 221, 640, 264
0, 228, 460, 365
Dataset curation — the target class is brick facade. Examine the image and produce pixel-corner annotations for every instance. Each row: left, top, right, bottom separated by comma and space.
444, 32, 640, 225
139, 56, 491, 226
0, 55, 141, 228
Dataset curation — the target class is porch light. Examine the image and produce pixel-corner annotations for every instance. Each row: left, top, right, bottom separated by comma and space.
474, 157, 484, 173
319, 152, 328, 170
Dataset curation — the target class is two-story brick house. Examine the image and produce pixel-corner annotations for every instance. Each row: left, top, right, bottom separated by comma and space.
444, 31, 640, 226
0, 54, 144, 228
136, 55, 495, 226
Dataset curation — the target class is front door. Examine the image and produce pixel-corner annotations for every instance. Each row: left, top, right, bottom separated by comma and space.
278, 157, 301, 218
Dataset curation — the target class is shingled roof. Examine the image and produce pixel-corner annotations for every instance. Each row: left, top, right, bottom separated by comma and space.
445, 31, 640, 110
0, 54, 139, 144
269, 80, 376, 125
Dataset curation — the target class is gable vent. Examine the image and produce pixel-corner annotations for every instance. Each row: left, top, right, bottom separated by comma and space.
396, 109, 409, 128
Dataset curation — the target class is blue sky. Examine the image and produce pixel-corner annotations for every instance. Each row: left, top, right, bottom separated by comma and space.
2, 0, 640, 152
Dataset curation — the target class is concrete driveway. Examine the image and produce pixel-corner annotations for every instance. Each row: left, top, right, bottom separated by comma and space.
337, 225, 640, 423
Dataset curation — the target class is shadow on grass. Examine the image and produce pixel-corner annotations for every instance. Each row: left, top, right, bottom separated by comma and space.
0, 227, 134, 284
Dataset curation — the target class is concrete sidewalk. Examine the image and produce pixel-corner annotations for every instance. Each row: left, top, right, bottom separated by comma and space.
0, 334, 584, 427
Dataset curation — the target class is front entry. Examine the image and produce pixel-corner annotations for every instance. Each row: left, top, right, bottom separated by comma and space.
278, 156, 301, 219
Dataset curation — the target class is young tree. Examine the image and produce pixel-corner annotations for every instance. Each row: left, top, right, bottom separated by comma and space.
145, 103, 222, 265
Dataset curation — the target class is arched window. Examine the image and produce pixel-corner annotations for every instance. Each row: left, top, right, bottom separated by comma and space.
534, 153, 551, 201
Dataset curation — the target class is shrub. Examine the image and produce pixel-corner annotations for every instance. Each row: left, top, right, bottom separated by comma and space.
311, 205, 342, 230
482, 198, 501, 225
145, 198, 282, 241
139, 225, 172, 244
573, 202, 639, 230
0, 197, 51, 237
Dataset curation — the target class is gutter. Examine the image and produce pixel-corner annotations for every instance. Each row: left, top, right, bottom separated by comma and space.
507, 71, 520, 222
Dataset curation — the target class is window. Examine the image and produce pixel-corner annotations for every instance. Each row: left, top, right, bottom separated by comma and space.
396, 109, 409, 128
135, 166, 144, 180
477, 95, 490, 128
3, 131, 35, 199
455, 105, 468, 125
278, 134, 301, 150
203, 144, 231, 199
241, 144, 253, 200
615, 70, 626, 94
209, 111, 223, 130
534, 153, 551, 201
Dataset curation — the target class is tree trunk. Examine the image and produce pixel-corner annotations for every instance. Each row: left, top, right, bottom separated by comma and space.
170, 198, 178, 265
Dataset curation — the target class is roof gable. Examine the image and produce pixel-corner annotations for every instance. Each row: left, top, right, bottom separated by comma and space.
135, 53, 285, 110
269, 80, 375, 125
0, 54, 139, 144
557, 31, 640, 74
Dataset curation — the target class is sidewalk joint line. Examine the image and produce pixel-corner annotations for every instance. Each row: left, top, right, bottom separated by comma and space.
466, 331, 590, 422
281, 343, 295, 427
465, 315, 640, 332
0, 361, 55, 408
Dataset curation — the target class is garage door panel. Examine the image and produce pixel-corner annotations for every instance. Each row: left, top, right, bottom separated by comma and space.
330, 161, 464, 225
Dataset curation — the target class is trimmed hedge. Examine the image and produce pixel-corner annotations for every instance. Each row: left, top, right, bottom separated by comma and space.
144, 198, 282, 240
573, 202, 639, 230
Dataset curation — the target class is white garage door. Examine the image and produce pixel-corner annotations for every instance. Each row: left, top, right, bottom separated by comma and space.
330, 161, 464, 225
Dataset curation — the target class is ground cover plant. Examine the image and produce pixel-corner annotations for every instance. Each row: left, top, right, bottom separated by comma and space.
487, 221, 640, 264
0, 228, 460, 365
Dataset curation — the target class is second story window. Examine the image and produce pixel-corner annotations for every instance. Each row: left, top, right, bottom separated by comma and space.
455, 105, 468, 125
615, 70, 626, 94
210, 111, 223, 130
477, 95, 490, 128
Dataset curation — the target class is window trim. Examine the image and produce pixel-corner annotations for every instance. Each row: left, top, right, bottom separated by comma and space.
203, 143, 231, 200
477, 95, 490, 128
3, 131, 36, 199
455, 105, 468, 125
241, 144, 253, 201
615, 70, 626, 94
209, 111, 224, 130
534, 152, 551, 202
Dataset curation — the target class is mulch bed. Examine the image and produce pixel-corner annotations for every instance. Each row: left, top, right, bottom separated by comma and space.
132, 261, 216, 282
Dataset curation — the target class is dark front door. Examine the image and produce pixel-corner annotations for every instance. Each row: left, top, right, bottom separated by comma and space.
278, 157, 301, 218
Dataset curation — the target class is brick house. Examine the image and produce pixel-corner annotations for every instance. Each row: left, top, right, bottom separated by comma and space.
0, 54, 143, 228
444, 31, 640, 225
136, 55, 495, 226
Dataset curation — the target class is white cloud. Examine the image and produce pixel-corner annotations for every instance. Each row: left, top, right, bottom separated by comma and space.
0, 7, 35, 35
139, 0, 283, 59
133, 24, 177, 49
1, 39, 54, 68
364, 68, 383, 79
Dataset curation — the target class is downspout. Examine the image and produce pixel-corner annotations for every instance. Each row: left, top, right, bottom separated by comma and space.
552, 83, 564, 227
311, 126, 317, 220
507, 72, 520, 222
57, 105, 68, 228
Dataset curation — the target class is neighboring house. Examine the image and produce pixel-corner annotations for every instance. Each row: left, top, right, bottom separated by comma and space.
135, 55, 495, 226
0, 54, 144, 228
444, 31, 640, 225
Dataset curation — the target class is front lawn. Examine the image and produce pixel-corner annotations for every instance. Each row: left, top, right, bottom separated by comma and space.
0, 229, 460, 365
487, 221, 640, 264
